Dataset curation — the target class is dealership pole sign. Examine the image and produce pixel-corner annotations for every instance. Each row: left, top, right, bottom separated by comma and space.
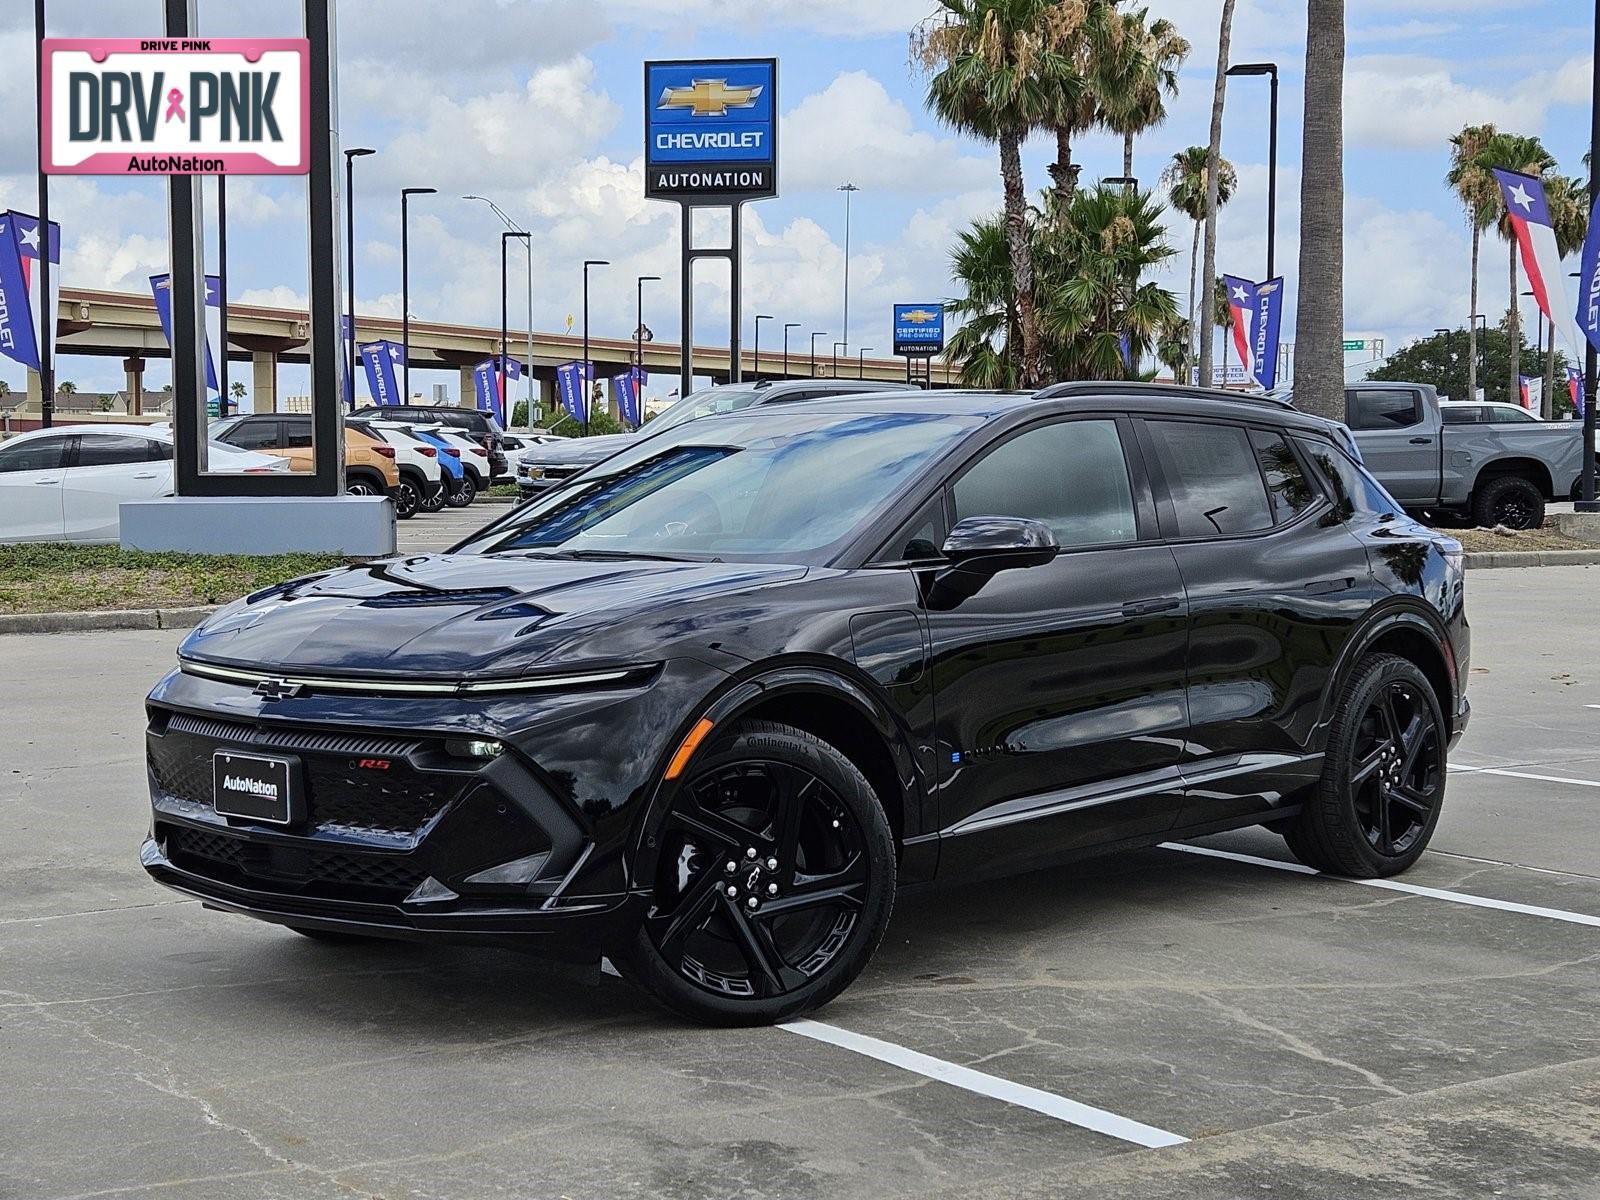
893, 305, 945, 358
41, 39, 310, 176
644, 59, 777, 202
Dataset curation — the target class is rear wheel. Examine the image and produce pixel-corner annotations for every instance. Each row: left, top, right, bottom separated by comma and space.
346, 475, 382, 498
447, 475, 477, 507
393, 477, 420, 519
420, 484, 445, 513
1284, 653, 1446, 877
1473, 475, 1544, 529
620, 720, 896, 1026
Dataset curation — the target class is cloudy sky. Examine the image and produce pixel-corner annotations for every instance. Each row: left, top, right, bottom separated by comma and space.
0, 0, 1591, 398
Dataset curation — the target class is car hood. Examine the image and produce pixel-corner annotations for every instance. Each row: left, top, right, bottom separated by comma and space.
520, 434, 632, 467
180, 553, 807, 677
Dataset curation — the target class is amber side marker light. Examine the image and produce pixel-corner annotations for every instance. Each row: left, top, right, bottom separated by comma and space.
665, 717, 716, 780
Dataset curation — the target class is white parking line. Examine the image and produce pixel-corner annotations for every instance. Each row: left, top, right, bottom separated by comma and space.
1451, 765, 1600, 790
781, 1018, 1189, 1149
1161, 842, 1600, 929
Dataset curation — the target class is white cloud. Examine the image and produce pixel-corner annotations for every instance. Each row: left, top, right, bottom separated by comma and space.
599, 0, 927, 38
783, 72, 994, 194
1344, 55, 1551, 149
235, 285, 307, 309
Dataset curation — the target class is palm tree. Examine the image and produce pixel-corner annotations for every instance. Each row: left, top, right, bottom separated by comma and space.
1291, 0, 1345, 421
1163, 146, 1236, 383
1155, 316, 1190, 379
1446, 123, 1499, 406
58, 380, 77, 395
1480, 133, 1555, 407
945, 216, 1019, 387
1197, 0, 1237, 388
915, 0, 1085, 386
1097, 7, 1189, 179
1543, 173, 1589, 414
230, 380, 246, 401
1213, 275, 1234, 379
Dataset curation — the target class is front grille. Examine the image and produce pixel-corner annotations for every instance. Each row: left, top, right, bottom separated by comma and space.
149, 712, 469, 841
166, 824, 429, 900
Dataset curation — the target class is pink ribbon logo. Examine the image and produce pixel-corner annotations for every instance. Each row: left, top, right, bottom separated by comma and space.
164, 88, 185, 123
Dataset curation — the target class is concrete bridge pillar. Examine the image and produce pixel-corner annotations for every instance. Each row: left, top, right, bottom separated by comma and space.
251, 351, 277, 413
123, 356, 146, 415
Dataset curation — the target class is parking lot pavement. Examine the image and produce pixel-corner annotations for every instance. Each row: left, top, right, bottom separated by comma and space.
4, 567, 1599, 1199
393, 498, 512, 555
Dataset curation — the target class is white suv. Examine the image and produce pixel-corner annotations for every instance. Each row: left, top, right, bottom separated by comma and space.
348, 420, 445, 517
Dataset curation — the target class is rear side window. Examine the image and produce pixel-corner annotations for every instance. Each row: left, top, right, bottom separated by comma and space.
953, 419, 1137, 549
1348, 389, 1422, 430
1249, 429, 1316, 524
281, 419, 314, 449
1440, 406, 1481, 425
75, 434, 158, 467
221, 420, 281, 450
1145, 420, 1273, 537
1296, 436, 1402, 518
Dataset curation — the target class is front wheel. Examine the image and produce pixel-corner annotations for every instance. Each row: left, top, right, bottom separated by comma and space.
619, 720, 896, 1026
393, 478, 420, 520
1473, 475, 1544, 529
1284, 653, 1446, 877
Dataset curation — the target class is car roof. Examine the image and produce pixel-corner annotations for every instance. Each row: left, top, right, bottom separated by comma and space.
753, 383, 1341, 434
3, 423, 165, 441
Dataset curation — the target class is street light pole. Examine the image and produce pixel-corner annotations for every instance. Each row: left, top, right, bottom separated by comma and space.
465, 195, 533, 425
832, 340, 844, 378
1226, 62, 1280, 279
858, 347, 873, 378
838, 183, 859, 358
636, 274, 660, 429
783, 322, 801, 379
343, 148, 374, 410
1582, 0, 1599, 511
34, 0, 53, 428
810, 331, 827, 378
400, 186, 436, 402
1471, 313, 1488, 399
501, 231, 529, 423
582, 259, 609, 435
753, 314, 772, 382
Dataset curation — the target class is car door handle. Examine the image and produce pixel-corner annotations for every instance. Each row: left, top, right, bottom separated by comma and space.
1305, 577, 1356, 595
35, 478, 60, 485
133, 472, 159, 479
1121, 597, 1180, 617
1409, 437, 1433, 445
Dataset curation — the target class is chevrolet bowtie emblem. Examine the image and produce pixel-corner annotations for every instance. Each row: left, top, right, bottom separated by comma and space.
900, 309, 940, 324
657, 79, 764, 117
254, 678, 304, 701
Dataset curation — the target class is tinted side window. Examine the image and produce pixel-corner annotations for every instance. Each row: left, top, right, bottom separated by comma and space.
1349, 388, 1421, 430
953, 419, 1136, 549
0, 436, 71, 473
1249, 429, 1316, 524
75, 434, 158, 467
281, 419, 314, 449
1146, 420, 1273, 537
222, 420, 281, 450
1296, 436, 1402, 518
1439, 406, 1479, 425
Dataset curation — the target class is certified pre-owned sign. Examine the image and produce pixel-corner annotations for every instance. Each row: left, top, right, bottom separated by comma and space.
42, 39, 309, 176
644, 58, 777, 203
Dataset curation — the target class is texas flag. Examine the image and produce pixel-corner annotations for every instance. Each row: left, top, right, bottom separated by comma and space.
1224, 275, 1257, 381
0, 211, 62, 374
1518, 374, 1542, 413
150, 273, 223, 395
1223, 274, 1285, 389
1494, 169, 1585, 365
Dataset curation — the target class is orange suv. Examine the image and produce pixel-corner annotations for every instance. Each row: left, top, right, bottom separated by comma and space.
209, 414, 404, 513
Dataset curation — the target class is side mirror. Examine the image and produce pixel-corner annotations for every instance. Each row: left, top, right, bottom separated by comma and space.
925, 516, 1059, 610
941, 515, 1059, 570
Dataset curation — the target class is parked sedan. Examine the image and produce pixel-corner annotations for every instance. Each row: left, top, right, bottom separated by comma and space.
0, 424, 286, 544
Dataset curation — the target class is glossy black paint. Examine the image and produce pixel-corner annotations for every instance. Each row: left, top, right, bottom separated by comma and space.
140, 387, 1469, 958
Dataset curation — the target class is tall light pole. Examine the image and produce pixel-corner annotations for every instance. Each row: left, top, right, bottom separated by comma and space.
344, 148, 374, 410
810, 331, 827, 378
783, 322, 801, 379
465, 195, 534, 426
400, 186, 436, 402
1471, 313, 1488, 399
1582, 0, 1599, 511
1226, 62, 1279, 279
636, 274, 660, 429
753, 314, 772, 382
832, 340, 845, 378
857, 347, 873, 379
582, 259, 609, 434
34, 0, 53, 428
501, 231, 530, 423
838, 183, 859, 356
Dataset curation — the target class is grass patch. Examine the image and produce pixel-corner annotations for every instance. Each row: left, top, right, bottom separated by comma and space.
0, 545, 349, 615
487, 482, 522, 498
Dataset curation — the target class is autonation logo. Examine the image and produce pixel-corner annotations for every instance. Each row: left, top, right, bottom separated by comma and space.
222, 775, 279, 799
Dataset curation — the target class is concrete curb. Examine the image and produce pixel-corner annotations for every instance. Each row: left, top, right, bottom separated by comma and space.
0, 606, 215, 637
1464, 549, 1600, 569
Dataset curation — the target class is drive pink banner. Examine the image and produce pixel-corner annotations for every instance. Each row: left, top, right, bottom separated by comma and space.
42, 38, 310, 176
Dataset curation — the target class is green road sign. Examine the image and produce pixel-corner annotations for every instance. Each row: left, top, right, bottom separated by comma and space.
1343, 339, 1366, 351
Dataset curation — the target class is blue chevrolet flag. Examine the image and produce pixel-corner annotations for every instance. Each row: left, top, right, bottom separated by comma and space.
1577, 193, 1600, 356
613, 366, 646, 427
0, 211, 61, 374
150, 272, 222, 393
361, 340, 403, 406
556, 361, 591, 424
473, 356, 521, 423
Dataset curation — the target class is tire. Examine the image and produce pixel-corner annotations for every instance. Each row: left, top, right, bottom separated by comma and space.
619, 720, 896, 1026
1283, 653, 1446, 877
446, 475, 477, 508
346, 474, 382, 498
420, 485, 446, 513
393, 477, 420, 520
1472, 475, 1544, 529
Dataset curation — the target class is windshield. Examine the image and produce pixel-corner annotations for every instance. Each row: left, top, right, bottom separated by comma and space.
643, 385, 763, 436
457, 410, 974, 563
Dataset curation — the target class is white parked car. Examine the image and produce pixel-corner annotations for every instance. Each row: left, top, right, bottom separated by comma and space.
348, 419, 445, 516
0, 424, 286, 544
432, 427, 493, 502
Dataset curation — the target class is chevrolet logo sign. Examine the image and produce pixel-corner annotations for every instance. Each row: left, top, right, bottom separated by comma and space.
657, 79, 764, 118
900, 309, 941, 325
253, 678, 305, 701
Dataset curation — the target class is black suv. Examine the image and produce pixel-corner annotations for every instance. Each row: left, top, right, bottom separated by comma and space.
350, 404, 508, 480
142, 385, 1468, 1026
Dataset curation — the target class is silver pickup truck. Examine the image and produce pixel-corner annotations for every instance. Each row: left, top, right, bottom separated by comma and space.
1345, 382, 1592, 529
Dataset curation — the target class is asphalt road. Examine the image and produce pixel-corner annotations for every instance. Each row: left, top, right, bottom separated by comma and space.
4, 566, 1599, 1199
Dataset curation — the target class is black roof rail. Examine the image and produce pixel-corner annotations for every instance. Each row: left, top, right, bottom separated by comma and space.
1031, 381, 1297, 410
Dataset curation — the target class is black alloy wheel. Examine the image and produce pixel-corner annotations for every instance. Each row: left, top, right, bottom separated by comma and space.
447, 475, 477, 507
346, 478, 381, 497
621, 721, 895, 1025
1285, 654, 1446, 877
393, 479, 420, 520
420, 485, 446, 513
1474, 475, 1544, 530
